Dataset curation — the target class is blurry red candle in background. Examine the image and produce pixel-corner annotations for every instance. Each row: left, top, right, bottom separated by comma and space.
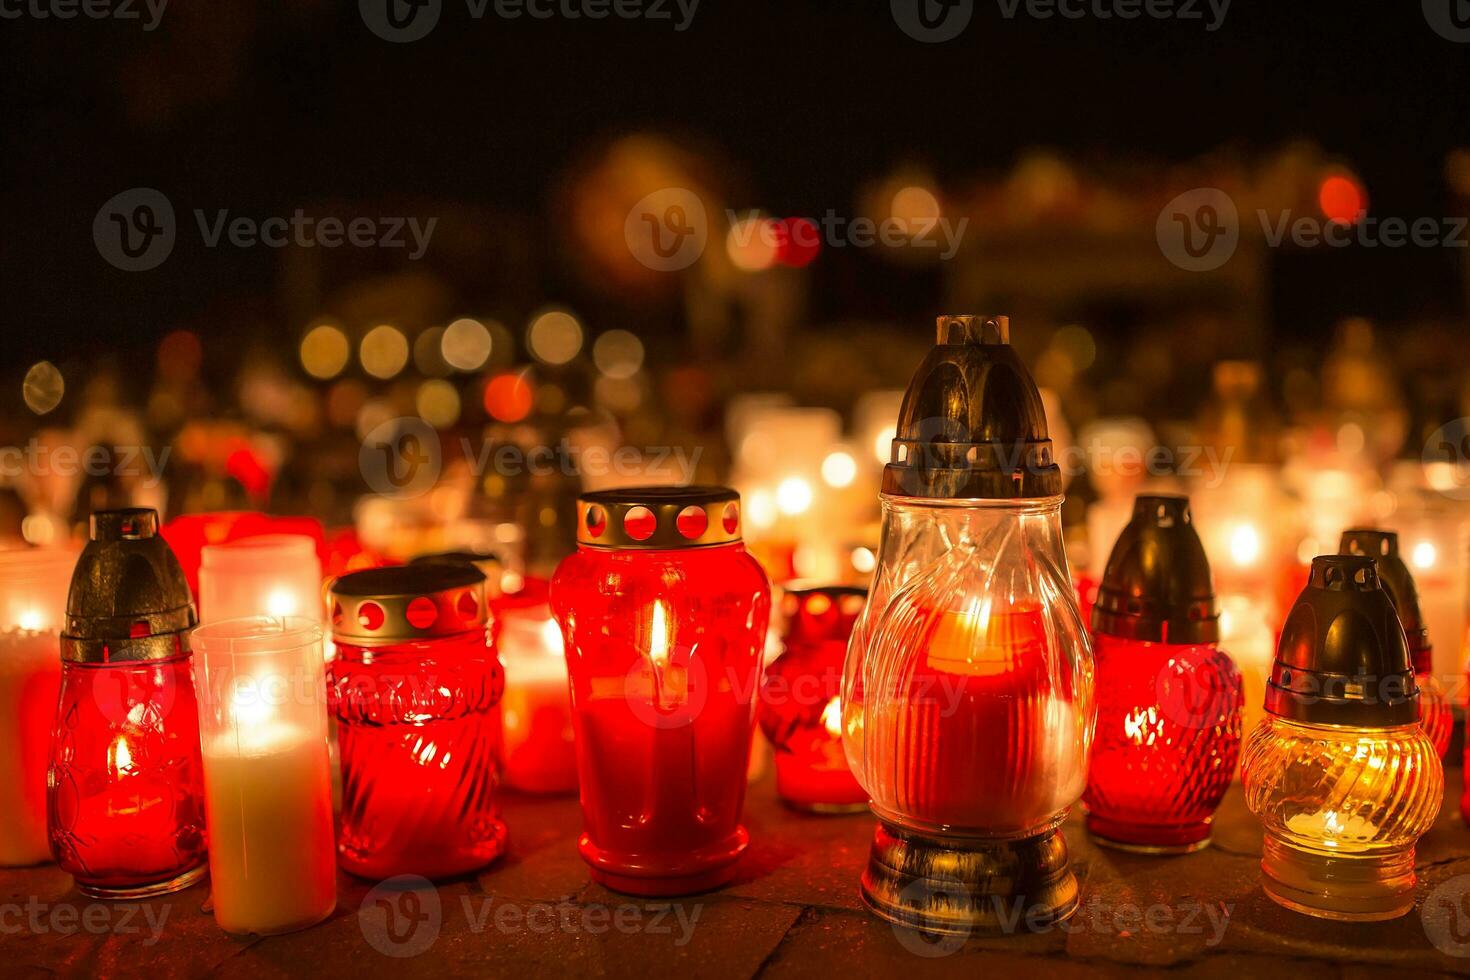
551, 487, 770, 896
47, 509, 208, 897
760, 586, 868, 814
328, 564, 506, 880
1084, 495, 1243, 853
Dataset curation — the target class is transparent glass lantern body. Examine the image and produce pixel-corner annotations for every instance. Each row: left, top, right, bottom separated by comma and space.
1241, 716, 1442, 921
843, 495, 1094, 839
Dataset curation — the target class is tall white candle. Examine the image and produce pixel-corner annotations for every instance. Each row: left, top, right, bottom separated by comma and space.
202, 723, 335, 935
193, 617, 335, 935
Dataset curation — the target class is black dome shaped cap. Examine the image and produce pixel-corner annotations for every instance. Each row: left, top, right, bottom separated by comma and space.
1091, 494, 1219, 644
881, 315, 1062, 499
1265, 555, 1418, 728
1339, 528, 1431, 673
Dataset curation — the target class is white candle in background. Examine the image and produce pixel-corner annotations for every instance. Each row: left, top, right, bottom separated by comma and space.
199, 535, 324, 625
0, 548, 75, 867
497, 601, 577, 794
193, 617, 335, 935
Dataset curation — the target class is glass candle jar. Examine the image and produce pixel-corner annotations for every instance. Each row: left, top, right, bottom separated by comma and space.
844, 316, 1094, 935
550, 486, 771, 896
1340, 529, 1451, 758
0, 548, 74, 867
1241, 555, 1442, 921
492, 579, 578, 795
47, 509, 209, 898
1084, 495, 1243, 853
193, 617, 335, 935
760, 586, 868, 814
328, 564, 506, 880
200, 534, 325, 624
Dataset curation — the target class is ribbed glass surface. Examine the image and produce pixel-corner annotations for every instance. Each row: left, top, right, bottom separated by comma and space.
843, 497, 1094, 838
1241, 716, 1442, 853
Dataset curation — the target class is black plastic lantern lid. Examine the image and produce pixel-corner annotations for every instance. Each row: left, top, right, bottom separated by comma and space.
1265, 555, 1418, 728
61, 508, 197, 664
881, 315, 1062, 500
1091, 495, 1219, 645
1339, 529, 1431, 673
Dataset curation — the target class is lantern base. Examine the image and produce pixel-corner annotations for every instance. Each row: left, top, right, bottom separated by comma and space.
860, 821, 1078, 936
580, 827, 748, 897
76, 863, 208, 900
1260, 836, 1417, 922
1085, 814, 1212, 854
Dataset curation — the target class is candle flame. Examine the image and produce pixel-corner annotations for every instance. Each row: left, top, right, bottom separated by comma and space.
17, 608, 44, 631
540, 617, 565, 656
647, 600, 670, 668
265, 589, 298, 617
821, 696, 842, 738
1411, 541, 1437, 571
110, 736, 133, 773
230, 685, 274, 728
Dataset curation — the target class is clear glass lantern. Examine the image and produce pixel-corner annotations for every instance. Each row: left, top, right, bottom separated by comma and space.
843, 315, 1094, 935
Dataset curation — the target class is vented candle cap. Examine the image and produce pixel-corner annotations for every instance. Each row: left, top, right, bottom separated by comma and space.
1339, 529, 1431, 675
882, 315, 1061, 499
1265, 555, 1418, 728
62, 508, 197, 663
330, 563, 487, 646
577, 485, 743, 550
1092, 494, 1219, 645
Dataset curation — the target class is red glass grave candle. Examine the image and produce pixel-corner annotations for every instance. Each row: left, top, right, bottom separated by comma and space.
47, 509, 209, 898
1083, 495, 1243, 853
550, 486, 771, 896
1340, 529, 1451, 759
760, 586, 868, 813
328, 564, 506, 880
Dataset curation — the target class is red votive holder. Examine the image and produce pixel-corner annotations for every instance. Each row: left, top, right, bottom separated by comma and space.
551, 486, 771, 896
328, 563, 506, 880
47, 509, 209, 898
1084, 495, 1243, 853
760, 585, 868, 814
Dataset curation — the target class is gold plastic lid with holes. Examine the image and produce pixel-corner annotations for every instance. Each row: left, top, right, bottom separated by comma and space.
329, 564, 487, 647
62, 508, 197, 664
578, 486, 742, 550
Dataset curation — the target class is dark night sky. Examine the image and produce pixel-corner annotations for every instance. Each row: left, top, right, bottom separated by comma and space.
3, 1, 1468, 372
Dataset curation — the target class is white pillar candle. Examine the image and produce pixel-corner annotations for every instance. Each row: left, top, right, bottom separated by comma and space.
193, 618, 335, 935
497, 601, 577, 794
199, 535, 324, 625
0, 548, 74, 867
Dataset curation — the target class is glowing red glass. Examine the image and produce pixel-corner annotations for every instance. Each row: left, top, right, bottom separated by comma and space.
1083, 633, 1243, 851
760, 587, 868, 814
551, 490, 770, 896
330, 628, 506, 880
47, 655, 209, 896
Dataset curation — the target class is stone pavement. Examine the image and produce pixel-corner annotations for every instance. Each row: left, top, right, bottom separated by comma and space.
6, 766, 1470, 979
